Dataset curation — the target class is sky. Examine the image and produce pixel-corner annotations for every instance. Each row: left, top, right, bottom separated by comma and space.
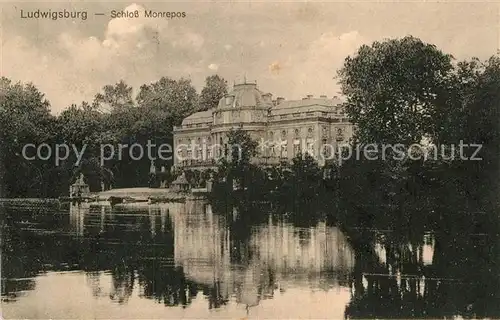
1, 1, 499, 114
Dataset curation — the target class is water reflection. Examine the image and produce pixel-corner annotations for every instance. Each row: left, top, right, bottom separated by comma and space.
2, 201, 500, 318
170, 201, 355, 310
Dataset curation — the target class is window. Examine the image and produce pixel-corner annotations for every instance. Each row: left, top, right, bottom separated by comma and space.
293, 113, 300, 118
280, 115, 287, 119
306, 138, 315, 155
280, 141, 288, 157
281, 130, 287, 138
307, 127, 313, 137
322, 139, 330, 158
294, 129, 300, 137
293, 139, 301, 155
336, 128, 344, 141
270, 142, 277, 157
218, 137, 223, 157
322, 126, 329, 137
306, 112, 314, 116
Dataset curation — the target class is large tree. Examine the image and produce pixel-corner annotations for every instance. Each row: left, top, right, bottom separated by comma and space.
0, 77, 56, 197
93, 80, 134, 112
56, 102, 116, 191
136, 77, 198, 125
198, 75, 228, 112
338, 36, 454, 145
215, 129, 259, 192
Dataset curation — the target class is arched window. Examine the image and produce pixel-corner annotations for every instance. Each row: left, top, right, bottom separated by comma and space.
322, 126, 329, 137
336, 128, 344, 141
322, 138, 330, 158
307, 127, 313, 137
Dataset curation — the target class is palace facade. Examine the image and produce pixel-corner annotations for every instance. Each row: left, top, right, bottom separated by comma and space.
173, 81, 354, 169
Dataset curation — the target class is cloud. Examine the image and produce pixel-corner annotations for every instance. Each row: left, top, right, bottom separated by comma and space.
290, 31, 366, 96
208, 63, 219, 71
5, 1, 492, 114
1, 3, 205, 113
172, 32, 204, 50
268, 61, 282, 75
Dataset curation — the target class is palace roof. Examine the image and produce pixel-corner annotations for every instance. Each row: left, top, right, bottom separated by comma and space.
182, 109, 213, 125
179, 81, 345, 126
270, 96, 343, 116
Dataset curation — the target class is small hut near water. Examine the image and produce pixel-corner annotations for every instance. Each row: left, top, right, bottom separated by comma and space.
70, 173, 90, 199
171, 172, 190, 192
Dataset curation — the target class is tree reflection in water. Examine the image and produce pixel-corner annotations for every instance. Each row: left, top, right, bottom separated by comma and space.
2, 200, 500, 318
344, 209, 500, 319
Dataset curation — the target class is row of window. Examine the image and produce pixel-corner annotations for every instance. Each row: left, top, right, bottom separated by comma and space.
273, 109, 345, 120
181, 117, 349, 129
178, 128, 346, 147
269, 127, 344, 139
178, 137, 212, 145
177, 139, 340, 160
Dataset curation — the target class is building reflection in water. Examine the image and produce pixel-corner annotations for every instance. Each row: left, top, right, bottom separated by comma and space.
5, 200, 500, 318
169, 200, 356, 310
69, 203, 87, 238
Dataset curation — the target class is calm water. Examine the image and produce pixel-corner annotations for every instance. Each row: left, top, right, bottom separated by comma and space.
1, 200, 499, 319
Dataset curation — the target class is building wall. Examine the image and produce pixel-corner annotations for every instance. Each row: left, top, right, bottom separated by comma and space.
173, 93, 354, 169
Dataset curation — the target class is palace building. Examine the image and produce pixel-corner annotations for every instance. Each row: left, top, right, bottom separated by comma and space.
173, 81, 354, 169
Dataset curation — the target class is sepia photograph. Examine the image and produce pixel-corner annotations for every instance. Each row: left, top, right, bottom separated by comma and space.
1, 1, 500, 319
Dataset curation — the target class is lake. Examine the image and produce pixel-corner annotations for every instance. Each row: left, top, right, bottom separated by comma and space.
1, 200, 499, 319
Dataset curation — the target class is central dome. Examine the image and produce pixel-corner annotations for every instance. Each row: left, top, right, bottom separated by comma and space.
218, 82, 273, 109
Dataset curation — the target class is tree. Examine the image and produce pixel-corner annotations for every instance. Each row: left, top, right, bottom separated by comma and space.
93, 80, 134, 112
452, 56, 500, 207
136, 77, 198, 125
215, 129, 259, 192
286, 153, 322, 200
198, 75, 228, 111
0, 77, 56, 197
56, 102, 114, 191
338, 36, 454, 145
